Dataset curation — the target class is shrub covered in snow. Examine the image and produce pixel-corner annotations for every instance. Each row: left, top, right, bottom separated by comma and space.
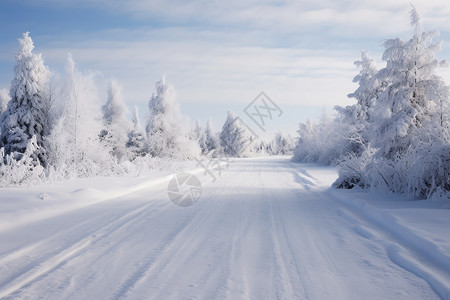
0, 136, 45, 187
293, 113, 350, 165
269, 132, 295, 155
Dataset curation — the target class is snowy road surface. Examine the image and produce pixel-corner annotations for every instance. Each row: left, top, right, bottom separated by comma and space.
0, 157, 449, 299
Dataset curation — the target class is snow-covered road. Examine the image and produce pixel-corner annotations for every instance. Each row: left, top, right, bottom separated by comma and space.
0, 157, 448, 299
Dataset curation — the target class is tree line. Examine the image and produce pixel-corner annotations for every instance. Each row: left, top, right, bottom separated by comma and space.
0, 33, 293, 186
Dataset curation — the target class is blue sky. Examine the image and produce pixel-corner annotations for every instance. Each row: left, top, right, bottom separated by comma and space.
1, 0, 450, 139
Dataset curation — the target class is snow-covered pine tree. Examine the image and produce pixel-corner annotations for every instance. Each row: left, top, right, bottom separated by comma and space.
265, 140, 275, 155
339, 51, 379, 125
292, 119, 314, 162
204, 119, 221, 156
100, 79, 130, 162
193, 120, 208, 155
1, 32, 50, 166
372, 6, 447, 160
193, 120, 201, 140
219, 111, 249, 157
334, 6, 450, 198
272, 132, 294, 155
146, 77, 199, 159
126, 106, 147, 159
0, 135, 45, 186
249, 140, 266, 155
336, 51, 381, 154
332, 52, 381, 188
364, 6, 450, 195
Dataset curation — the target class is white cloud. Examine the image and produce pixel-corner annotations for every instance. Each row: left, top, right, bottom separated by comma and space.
2, 0, 450, 132
59, 0, 449, 36
37, 27, 358, 111
32, 0, 450, 35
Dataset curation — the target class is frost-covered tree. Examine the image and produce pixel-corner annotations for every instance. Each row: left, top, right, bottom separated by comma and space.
0, 89, 11, 138
146, 77, 199, 159
249, 140, 267, 155
0, 135, 45, 187
333, 6, 450, 198
0, 89, 9, 114
204, 120, 221, 156
46, 54, 80, 172
293, 109, 348, 165
293, 119, 314, 162
193, 120, 208, 154
1, 32, 50, 166
47, 54, 117, 178
271, 132, 295, 155
220, 111, 249, 157
331, 52, 381, 188
126, 106, 147, 159
360, 6, 450, 196
60, 54, 78, 146
338, 51, 380, 124
100, 79, 130, 162
372, 7, 447, 159
335, 51, 382, 156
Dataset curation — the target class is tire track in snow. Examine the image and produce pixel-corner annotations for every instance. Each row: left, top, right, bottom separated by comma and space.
262, 162, 314, 299
149, 162, 252, 299
334, 203, 450, 299
220, 162, 266, 299
215, 170, 255, 300
0, 198, 159, 268
269, 191, 308, 299
132, 168, 251, 300
111, 197, 225, 299
0, 194, 163, 299
3, 157, 442, 299
266, 196, 298, 299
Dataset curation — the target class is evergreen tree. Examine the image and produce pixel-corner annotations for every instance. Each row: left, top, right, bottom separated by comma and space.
336, 51, 381, 154
100, 79, 130, 162
334, 6, 450, 198
373, 6, 447, 159
249, 140, 266, 155
204, 119, 221, 156
126, 106, 147, 159
193, 120, 208, 154
340, 51, 379, 124
272, 132, 294, 155
220, 111, 249, 157
146, 77, 199, 159
1, 32, 50, 166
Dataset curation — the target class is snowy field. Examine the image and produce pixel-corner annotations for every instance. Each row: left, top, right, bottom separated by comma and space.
0, 156, 449, 300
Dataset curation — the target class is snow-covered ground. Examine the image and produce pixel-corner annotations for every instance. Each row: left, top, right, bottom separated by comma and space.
0, 156, 449, 299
